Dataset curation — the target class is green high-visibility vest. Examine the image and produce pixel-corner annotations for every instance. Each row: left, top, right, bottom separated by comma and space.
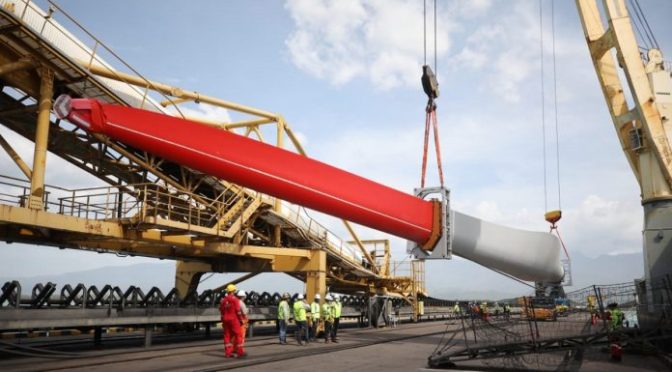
278, 300, 289, 320
610, 308, 623, 330
293, 300, 307, 322
322, 302, 334, 322
311, 302, 321, 320
333, 301, 342, 318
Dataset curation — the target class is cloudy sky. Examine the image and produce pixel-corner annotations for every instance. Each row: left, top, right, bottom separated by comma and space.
1, 0, 670, 295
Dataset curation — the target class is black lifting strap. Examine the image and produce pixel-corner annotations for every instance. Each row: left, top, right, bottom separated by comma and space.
421, 65, 439, 111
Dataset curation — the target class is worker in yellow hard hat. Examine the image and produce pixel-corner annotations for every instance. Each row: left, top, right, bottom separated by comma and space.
219, 284, 245, 358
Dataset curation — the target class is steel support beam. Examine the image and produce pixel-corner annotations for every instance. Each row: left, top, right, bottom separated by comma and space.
344, 220, 378, 274
79, 60, 278, 120
28, 67, 53, 209
0, 133, 32, 179
0, 57, 34, 76
175, 260, 212, 298
305, 249, 326, 303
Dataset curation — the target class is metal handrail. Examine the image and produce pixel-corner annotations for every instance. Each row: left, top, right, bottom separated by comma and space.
276, 200, 362, 263
0, 0, 177, 115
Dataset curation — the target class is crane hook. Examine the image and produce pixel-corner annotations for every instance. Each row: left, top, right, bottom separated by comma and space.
421, 64, 439, 112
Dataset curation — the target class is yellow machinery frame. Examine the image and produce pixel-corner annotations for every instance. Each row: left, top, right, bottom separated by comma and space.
0, 0, 425, 316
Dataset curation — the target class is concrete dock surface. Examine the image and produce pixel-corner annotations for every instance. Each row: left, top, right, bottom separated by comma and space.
0, 321, 669, 371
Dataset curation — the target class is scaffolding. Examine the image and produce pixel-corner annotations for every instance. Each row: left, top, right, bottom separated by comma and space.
428, 278, 672, 369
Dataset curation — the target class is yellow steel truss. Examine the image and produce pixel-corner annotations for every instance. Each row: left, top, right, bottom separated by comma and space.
0, 1, 424, 306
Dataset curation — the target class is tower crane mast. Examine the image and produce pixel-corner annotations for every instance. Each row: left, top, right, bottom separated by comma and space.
576, 0, 672, 322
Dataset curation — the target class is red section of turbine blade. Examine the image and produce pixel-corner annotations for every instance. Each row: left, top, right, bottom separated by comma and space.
61, 98, 436, 244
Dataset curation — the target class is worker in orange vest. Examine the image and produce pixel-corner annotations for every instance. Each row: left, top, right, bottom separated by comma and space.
219, 284, 246, 358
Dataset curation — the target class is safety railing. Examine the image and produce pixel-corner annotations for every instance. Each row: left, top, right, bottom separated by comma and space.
0, 174, 257, 232
0, 174, 69, 211
276, 200, 362, 264
0, 0, 181, 114
390, 259, 413, 279
57, 183, 248, 229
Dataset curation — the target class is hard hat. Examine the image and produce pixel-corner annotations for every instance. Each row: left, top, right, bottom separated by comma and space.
314, 294, 321, 299
297, 294, 304, 300
326, 294, 333, 301
236, 290, 247, 297
226, 284, 237, 293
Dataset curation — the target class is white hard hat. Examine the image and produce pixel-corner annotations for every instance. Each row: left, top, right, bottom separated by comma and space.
326, 294, 333, 301
297, 294, 304, 300
236, 290, 247, 297
314, 294, 321, 299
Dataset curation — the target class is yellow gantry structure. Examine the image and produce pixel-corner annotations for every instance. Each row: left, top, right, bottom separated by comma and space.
0, 1, 425, 311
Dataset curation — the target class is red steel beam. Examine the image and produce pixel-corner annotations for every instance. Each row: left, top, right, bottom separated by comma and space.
54, 96, 440, 246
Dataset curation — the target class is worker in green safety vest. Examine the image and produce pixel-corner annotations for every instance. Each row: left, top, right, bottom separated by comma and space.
608, 302, 624, 331
293, 294, 309, 345
607, 302, 624, 361
277, 293, 290, 345
322, 294, 334, 343
331, 294, 342, 342
309, 294, 321, 341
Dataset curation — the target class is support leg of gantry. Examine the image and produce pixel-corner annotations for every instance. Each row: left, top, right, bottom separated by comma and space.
144, 325, 153, 348
93, 326, 102, 347
175, 260, 212, 299
28, 67, 54, 210
304, 249, 326, 303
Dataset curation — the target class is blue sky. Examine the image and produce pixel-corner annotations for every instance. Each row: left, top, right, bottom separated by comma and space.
1, 0, 671, 295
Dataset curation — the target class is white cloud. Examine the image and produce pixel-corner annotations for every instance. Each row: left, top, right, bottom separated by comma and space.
166, 103, 232, 124
562, 195, 642, 257
285, 0, 453, 89
448, 1, 590, 104
464, 0, 493, 14
455, 194, 642, 259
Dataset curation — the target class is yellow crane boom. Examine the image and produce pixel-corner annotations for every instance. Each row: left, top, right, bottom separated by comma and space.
576, 0, 672, 327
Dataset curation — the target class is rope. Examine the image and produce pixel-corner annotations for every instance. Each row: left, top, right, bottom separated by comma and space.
434, 0, 437, 75
431, 110, 445, 187
420, 109, 445, 188
491, 267, 536, 289
549, 223, 570, 260
629, 0, 654, 49
539, 0, 548, 213
633, 0, 659, 49
419, 0, 444, 189
421, 110, 431, 188
551, 0, 561, 210
628, 0, 651, 50
423, 0, 427, 66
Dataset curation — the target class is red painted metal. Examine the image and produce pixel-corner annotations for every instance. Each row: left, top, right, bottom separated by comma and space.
54, 96, 436, 244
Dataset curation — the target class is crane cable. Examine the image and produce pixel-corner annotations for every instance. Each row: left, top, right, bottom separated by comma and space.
540, 0, 569, 262
420, 0, 445, 189
628, 0, 659, 50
